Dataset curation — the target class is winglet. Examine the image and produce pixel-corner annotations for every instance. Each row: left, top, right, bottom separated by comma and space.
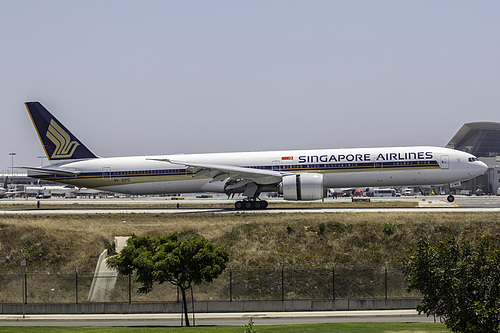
25, 102, 98, 160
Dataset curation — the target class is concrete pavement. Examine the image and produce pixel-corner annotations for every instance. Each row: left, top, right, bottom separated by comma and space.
0, 310, 436, 326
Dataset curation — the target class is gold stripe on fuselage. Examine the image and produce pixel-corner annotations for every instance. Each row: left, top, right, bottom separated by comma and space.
30, 163, 441, 189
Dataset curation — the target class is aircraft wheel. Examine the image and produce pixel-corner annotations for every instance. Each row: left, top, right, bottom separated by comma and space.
235, 201, 243, 209
244, 201, 253, 209
262, 201, 268, 208
254, 201, 262, 209
447, 195, 455, 203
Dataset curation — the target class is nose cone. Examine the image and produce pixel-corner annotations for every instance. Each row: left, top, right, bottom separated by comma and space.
478, 160, 488, 174
470, 160, 488, 177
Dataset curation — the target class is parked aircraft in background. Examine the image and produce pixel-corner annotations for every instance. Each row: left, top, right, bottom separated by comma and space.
20, 102, 487, 209
0, 178, 7, 197
25, 184, 77, 198
0, 177, 24, 198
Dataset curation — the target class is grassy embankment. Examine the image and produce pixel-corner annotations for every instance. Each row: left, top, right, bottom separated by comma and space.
0, 209, 499, 271
0, 207, 499, 303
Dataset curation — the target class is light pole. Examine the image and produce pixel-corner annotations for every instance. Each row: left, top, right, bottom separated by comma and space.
9, 152, 16, 177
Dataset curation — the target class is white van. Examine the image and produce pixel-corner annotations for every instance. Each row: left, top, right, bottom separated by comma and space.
403, 188, 413, 196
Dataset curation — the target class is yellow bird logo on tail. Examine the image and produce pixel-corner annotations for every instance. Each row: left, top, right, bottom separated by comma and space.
46, 119, 80, 159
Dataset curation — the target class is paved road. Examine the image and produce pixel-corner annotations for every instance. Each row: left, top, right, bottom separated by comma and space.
452, 195, 500, 208
1, 195, 499, 214
2, 206, 500, 215
0, 310, 437, 326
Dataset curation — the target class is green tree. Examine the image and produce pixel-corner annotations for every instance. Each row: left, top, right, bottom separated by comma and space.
401, 235, 500, 333
107, 233, 229, 326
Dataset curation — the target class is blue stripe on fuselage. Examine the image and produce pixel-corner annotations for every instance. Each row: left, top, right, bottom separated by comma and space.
28, 160, 440, 182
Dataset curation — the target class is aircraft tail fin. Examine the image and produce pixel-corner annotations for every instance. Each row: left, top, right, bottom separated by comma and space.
25, 102, 98, 161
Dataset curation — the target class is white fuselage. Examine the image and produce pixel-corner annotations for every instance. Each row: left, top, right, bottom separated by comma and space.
24, 185, 77, 195
28, 146, 487, 197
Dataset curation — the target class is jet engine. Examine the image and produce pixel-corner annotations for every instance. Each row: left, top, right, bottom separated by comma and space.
279, 173, 324, 201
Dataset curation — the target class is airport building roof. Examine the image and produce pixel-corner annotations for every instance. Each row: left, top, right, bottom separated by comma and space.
446, 122, 500, 157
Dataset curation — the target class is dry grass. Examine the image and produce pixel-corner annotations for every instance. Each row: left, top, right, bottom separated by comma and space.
1, 211, 500, 273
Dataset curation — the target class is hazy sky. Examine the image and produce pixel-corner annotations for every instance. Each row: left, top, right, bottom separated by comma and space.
1, 1, 499, 173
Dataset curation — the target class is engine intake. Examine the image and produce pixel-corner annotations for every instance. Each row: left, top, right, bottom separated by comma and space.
280, 173, 324, 201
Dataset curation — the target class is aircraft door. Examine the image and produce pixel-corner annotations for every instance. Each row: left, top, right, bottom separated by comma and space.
440, 155, 449, 169
102, 167, 111, 181
372, 154, 383, 171
272, 161, 281, 172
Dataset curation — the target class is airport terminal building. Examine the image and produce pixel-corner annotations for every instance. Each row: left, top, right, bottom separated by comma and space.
446, 122, 500, 195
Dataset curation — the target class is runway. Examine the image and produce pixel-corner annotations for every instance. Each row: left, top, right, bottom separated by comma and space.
2, 207, 500, 215
1, 195, 500, 214
0, 310, 436, 326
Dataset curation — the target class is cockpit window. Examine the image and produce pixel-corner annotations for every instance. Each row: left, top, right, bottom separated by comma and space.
468, 157, 478, 162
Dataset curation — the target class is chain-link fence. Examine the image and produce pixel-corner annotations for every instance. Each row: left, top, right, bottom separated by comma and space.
0, 264, 418, 304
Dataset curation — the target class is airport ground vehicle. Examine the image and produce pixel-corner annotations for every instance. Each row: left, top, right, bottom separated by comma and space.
403, 188, 414, 196
366, 188, 398, 197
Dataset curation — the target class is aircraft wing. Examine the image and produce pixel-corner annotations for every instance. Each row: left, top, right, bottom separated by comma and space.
17, 166, 81, 177
5, 189, 25, 195
148, 158, 284, 185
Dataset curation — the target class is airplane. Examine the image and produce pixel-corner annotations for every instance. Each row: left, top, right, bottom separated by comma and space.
25, 184, 77, 198
0, 177, 24, 198
19, 102, 487, 209
0, 178, 7, 197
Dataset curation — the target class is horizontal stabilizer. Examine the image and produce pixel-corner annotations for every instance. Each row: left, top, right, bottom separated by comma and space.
17, 166, 81, 177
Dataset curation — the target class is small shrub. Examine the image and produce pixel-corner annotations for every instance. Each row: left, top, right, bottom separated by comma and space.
382, 223, 396, 236
244, 318, 256, 332
318, 223, 326, 235
286, 224, 293, 234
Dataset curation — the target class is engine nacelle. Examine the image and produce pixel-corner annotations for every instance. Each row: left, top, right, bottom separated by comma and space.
280, 173, 324, 201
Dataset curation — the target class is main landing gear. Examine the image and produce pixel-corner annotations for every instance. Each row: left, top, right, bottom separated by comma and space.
234, 200, 268, 210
